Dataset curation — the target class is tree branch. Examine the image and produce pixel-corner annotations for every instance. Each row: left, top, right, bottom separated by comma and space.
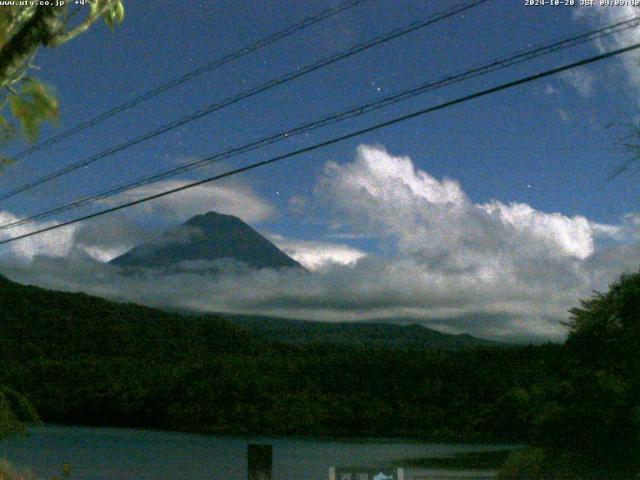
0, 6, 61, 88
46, 2, 111, 47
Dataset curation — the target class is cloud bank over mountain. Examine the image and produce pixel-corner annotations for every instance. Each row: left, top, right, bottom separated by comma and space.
0, 145, 638, 342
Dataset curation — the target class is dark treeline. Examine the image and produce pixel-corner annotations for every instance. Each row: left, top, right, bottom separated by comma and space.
0, 272, 638, 478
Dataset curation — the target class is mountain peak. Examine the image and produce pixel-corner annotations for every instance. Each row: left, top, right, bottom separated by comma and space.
110, 211, 301, 271
188, 210, 237, 222
185, 211, 248, 229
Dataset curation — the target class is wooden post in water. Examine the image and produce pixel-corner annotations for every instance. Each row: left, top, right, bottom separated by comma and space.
248, 444, 272, 480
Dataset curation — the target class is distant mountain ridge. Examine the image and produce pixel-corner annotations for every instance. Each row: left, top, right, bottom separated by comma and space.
110, 211, 301, 270
223, 314, 499, 350
0, 273, 258, 360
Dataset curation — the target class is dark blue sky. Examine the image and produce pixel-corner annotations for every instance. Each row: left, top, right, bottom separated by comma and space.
2, 0, 639, 243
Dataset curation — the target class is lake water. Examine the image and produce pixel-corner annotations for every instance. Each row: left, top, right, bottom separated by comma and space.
0, 425, 507, 480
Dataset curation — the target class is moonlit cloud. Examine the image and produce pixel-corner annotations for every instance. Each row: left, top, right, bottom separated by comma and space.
560, 68, 595, 97
0, 145, 638, 343
99, 179, 276, 224
0, 212, 77, 261
478, 200, 598, 260
316, 145, 609, 263
574, 5, 640, 100
268, 234, 366, 270
72, 215, 155, 262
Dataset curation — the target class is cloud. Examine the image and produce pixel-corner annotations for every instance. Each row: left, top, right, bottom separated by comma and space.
99, 179, 276, 224
0, 177, 276, 263
560, 68, 595, 97
0, 145, 638, 343
316, 145, 607, 261
0, 249, 595, 342
72, 215, 155, 262
0, 212, 77, 261
478, 200, 598, 260
268, 234, 366, 270
573, 5, 640, 100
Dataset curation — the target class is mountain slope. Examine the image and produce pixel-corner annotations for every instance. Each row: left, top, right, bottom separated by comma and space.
0, 274, 259, 359
0, 273, 265, 427
224, 314, 499, 350
110, 211, 301, 270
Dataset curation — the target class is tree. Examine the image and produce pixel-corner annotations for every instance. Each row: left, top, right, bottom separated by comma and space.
501, 271, 640, 478
563, 270, 640, 474
0, 386, 39, 439
0, 1, 124, 148
567, 270, 640, 370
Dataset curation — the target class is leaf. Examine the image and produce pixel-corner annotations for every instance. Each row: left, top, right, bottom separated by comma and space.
0, 115, 16, 144
115, 1, 125, 23
8, 79, 58, 143
0, 11, 11, 47
102, 0, 125, 30
23, 78, 58, 121
102, 9, 115, 30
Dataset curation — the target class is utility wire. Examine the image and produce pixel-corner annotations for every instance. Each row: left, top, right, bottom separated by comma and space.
0, 0, 488, 203
2, 41, 639, 246
9, 0, 372, 162
1, 15, 638, 231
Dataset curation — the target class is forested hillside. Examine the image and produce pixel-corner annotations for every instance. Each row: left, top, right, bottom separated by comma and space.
0, 274, 565, 441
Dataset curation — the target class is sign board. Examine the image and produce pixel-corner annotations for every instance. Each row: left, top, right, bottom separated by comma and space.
248, 444, 272, 480
330, 467, 404, 480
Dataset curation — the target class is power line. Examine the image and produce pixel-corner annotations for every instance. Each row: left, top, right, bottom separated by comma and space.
0, 0, 488, 203
2, 40, 639, 246
9, 0, 372, 162
1, 15, 638, 231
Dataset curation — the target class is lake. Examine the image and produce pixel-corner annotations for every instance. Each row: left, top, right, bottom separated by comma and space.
0, 425, 508, 479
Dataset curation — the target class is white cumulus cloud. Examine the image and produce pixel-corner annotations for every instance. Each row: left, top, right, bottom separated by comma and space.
268, 234, 366, 270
